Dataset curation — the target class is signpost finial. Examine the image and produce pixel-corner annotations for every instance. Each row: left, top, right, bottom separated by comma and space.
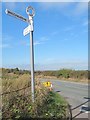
26, 6, 35, 17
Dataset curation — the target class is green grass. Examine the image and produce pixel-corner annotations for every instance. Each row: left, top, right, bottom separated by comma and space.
40, 91, 68, 118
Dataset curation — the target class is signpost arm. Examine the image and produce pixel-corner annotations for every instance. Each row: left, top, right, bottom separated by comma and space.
5, 9, 28, 23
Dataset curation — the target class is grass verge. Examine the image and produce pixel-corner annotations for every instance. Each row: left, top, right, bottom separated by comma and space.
39, 91, 68, 119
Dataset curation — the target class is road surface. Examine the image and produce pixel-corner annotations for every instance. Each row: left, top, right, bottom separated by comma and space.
41, 79, 89, 119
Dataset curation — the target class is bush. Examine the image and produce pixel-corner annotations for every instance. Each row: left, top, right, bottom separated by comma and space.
2, 79, 49, 119
2, 71, 68, 119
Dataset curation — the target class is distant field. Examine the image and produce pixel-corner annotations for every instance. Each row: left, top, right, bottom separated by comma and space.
1, 68, 89, 83
37, 75, 88, 84
35, 69, 88, 84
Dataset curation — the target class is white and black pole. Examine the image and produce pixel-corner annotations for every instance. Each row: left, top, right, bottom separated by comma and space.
5, 6, 35, 102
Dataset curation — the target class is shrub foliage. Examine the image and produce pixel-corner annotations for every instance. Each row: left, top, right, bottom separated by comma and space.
1, 68, 68, 119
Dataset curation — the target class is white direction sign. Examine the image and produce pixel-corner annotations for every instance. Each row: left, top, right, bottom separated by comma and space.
23, 25, 31, 36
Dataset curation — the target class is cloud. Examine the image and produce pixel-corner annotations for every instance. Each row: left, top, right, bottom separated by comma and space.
5, 2, 16, 9
35, 57, 88, 70
83, 20, 88, 26
3, 2, 88, 19
1, 34, 14, 48
83, 29, 88, 33
64, 26, 73, 32
34, 36, 49, 46
26, 41, 42, 46
73, 2, 88, 16
24, 37, 48, 47
38, 2, 88, 17
2, 34, 13, 42
2, 36, 48, 48
38, 2, 71, 10
0, 44, 11, 48
34, 41, 42, 46
39, 36, 49, 41
5, 61, 87, 70
51, 31, 59, 36
38, 2, 73, 12
35, 61, 88, 70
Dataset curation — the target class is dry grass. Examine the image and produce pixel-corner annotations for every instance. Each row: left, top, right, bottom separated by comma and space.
2, 73, 50, 119
1, 70, 69, 119
37, 75, 88, 84
2, 74, 30, 92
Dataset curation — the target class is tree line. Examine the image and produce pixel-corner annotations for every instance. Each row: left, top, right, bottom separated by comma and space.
2, 68, 89, 80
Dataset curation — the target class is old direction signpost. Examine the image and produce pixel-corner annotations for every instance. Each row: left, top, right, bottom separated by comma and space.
5, 6, 35, 102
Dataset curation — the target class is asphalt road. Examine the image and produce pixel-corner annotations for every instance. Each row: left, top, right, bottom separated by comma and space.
41, 79, 89, 119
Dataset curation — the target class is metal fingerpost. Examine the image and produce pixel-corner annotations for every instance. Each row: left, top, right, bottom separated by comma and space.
26, 6, 35, 103
5, 6, 35, 102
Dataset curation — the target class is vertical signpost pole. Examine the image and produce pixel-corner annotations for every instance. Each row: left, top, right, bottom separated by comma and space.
26, 7, 35, 103
30, 30, 35, 102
